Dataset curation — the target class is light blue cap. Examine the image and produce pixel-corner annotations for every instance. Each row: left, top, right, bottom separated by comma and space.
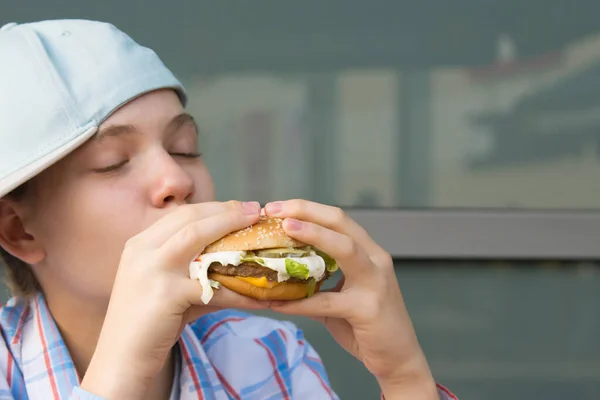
0, 19, 187, 197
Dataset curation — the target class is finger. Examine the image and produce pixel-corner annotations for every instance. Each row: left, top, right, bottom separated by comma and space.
182, 278, 268, 310
264, 199, 381, 256
137, 201, 261, 246
281, 218, 375, 282
268, 292, 351, 319
162, 208, 261, 264
183, 304, 223, 325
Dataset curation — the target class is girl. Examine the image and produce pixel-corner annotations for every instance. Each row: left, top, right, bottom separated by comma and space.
0, 19, 457, 399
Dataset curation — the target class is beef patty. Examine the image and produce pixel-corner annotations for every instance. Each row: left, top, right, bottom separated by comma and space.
208, 262, 328, 283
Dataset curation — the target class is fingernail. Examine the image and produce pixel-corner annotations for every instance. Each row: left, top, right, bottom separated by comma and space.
284, 218, 303, 231
242, 201, 260, 215
265, 201, 283, 215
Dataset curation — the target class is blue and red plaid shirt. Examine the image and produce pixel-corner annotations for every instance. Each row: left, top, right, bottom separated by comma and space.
0, 293, 457, 399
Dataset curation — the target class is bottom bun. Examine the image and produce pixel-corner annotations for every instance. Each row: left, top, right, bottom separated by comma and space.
208, 272, 323, 301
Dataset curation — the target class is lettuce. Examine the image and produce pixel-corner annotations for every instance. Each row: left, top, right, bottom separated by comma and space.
285, 259, 310, 279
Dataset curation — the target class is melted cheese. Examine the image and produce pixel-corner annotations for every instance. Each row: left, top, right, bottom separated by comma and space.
236, 276, 279, 288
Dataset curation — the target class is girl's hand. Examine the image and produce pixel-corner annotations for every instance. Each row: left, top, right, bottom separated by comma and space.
81, 201, 266, 399
264, 200, 438, 399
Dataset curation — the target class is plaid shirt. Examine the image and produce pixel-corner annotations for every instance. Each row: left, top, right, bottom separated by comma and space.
0, 293, 457, 399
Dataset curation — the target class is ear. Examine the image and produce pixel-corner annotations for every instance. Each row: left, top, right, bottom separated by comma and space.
0, 198, 45, 265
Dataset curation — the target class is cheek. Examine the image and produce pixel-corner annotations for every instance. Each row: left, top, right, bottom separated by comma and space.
34, 182, 147, 290
189, 165, 215, 203
69, 183, 148, 254
43, 181, 143, 239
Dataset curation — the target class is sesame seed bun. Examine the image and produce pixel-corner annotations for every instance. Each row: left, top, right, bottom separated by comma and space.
203, 216, 307, 253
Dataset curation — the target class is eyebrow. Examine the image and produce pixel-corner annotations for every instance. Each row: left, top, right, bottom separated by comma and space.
95, 112, 198, 142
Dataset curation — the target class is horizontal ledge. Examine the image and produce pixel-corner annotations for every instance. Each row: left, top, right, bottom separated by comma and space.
345, 209, 599, 260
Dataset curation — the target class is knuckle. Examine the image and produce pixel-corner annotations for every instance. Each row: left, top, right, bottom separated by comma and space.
226, 207, 246, 220
180, 222, 203, 245
318, 294, 334, 312
340, 237, 360, 259
178, 205, 198, 221
332, 206, 347, 225
373, 249, 393, 269
226, 200, 243, 210
287, 198, 304, 213
124, 234, 142, 250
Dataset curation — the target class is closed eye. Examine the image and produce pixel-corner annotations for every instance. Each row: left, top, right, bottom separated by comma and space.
92, 153, 200, 173
93, 160, 128, 173
171, 152, 202, 158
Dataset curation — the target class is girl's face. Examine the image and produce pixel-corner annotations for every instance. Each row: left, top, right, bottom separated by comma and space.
24, 89, 215, 302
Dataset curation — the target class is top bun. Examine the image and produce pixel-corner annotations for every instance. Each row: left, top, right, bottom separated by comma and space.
203, 216, 307, 254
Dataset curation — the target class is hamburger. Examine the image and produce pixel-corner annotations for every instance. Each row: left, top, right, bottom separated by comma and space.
190, 216, 338, 303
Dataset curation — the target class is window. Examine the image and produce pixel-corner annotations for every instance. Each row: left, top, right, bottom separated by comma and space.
174, 2, 600, 209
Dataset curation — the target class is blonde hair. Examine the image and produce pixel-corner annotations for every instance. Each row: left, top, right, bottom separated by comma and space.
0, 183, 40, 299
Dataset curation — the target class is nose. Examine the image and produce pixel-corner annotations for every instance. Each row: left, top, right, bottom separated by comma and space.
149, 152, 195, 207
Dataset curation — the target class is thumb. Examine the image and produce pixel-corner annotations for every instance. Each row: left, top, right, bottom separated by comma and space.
183, 304, 223, 326
177, 306, 220, 340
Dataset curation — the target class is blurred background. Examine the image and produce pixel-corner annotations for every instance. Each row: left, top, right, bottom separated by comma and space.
3, 1, 600, 398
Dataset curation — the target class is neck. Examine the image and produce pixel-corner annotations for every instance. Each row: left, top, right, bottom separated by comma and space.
43, 291, 175, 398
44, 290, 107, 377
